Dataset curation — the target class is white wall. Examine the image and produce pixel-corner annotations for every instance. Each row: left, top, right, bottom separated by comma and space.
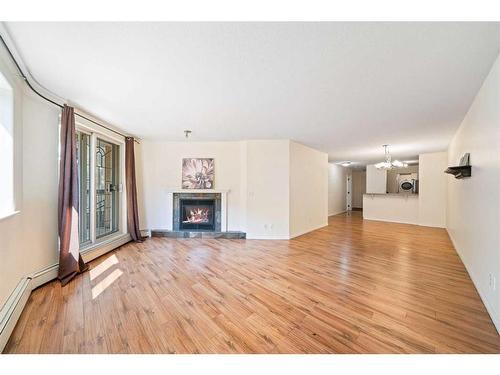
351, 170, 366, 208
418, 152, 447, 228
289, 142, 328, 238
0, 72, 14, 218
137, 139, 291, 239
366, 165, 387, 194
245, 140, 290, 239
447, 54, 500, 332
137, 139, 328, 240
138, 140, 244, 231
328, 163, 347, 216
0, 50, 60, 310
134, 141, 146, 231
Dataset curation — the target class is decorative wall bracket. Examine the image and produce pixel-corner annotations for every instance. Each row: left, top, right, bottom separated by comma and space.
445, 153, 471, 179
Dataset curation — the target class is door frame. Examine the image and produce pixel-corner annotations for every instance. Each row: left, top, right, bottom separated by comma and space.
346, 171, 352, 211
75, 117, 127, 249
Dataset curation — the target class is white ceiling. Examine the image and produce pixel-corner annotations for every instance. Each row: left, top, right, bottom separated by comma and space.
5, 22, 500, 165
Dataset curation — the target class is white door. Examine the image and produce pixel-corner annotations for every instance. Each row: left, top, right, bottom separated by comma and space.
346, 174, 352, 211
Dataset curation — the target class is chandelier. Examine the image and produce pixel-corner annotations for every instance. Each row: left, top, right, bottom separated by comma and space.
374, 145, 408, 170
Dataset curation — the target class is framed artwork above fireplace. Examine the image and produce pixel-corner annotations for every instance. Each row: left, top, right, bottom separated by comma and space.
182, 158, 215, 189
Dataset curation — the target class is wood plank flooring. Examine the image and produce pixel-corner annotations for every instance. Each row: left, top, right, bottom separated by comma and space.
4, 212, 500, 353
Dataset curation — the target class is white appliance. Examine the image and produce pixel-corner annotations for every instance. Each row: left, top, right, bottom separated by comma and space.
397, 173, 418, 193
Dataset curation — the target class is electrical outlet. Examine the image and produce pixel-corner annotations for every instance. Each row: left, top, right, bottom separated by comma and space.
489, 273, 496, 291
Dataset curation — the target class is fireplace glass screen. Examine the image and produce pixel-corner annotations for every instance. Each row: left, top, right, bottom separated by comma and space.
179, 199, 216, 230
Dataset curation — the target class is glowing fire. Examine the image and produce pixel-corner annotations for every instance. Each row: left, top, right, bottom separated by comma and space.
183, 207, 210, 223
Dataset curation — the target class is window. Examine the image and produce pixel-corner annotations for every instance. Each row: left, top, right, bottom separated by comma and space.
75, 124, 123, 249
0, 70, 14, 219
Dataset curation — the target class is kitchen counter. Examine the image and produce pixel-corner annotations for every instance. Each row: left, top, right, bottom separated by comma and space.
364, 193, 419, 196
363, 193, 419, 225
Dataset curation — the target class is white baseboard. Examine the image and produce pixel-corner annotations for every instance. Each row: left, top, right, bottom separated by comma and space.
246, 234, 291, 240
418, 221, 446, 229
363, 216, 418, 226
0, 262, 60, 352
364, 215, 446, 229
0, 278, 31, 352
289, 222, 329, 239
30, 264, 59, 289
0, 233, 132, 352
447, 230, 500, 335
238, 222, 329, 240
328, 210, 346, 217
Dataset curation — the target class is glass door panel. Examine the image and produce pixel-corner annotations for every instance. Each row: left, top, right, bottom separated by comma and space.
95, 138, 119, 238
76, 132, 91, 245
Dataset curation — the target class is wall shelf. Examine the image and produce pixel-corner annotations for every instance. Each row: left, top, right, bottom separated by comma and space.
444, 165, 471, 179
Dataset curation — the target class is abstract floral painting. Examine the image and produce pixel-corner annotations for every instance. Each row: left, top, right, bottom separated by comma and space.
182, 158, 215, 189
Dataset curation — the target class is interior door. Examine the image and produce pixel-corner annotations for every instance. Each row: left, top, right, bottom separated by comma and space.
346, 173, 352, 211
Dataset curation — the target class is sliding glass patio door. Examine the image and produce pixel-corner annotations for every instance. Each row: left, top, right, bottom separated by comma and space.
76, 131, 91, 245
76, 130, 122, 248
95, 138, 119, 238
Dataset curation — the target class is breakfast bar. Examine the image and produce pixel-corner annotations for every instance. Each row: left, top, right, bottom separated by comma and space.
363, 193, 419, 225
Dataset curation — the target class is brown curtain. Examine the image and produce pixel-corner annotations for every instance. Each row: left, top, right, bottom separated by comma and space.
58, 105, 88, 285
125, 137, 143, 242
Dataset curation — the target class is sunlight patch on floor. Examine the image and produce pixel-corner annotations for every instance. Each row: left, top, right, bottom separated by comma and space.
91, 268, 123, 299
90, 254, 119, 281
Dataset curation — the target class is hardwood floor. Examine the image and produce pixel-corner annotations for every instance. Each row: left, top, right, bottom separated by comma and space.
4, 212, 500, 353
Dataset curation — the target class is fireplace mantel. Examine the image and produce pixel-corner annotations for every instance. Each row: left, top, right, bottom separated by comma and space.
165, 188, 229, 231
166, 188, 230, 194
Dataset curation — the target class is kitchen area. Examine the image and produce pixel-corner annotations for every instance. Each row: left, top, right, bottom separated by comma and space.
362, 151, 448, 228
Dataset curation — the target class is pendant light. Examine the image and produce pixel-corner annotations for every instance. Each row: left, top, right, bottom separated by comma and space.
374, 145, 408, 170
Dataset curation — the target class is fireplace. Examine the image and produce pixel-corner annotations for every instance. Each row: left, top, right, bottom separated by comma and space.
179, 198, 215, 231
152, 189, 245, 238
172, 192, 222, 232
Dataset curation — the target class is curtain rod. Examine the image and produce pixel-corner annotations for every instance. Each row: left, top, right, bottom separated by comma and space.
0, 33, 140, 144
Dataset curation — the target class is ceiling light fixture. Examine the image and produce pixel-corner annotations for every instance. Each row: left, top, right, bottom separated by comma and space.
340, 161, 352, 167
374, 145, 408, 170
